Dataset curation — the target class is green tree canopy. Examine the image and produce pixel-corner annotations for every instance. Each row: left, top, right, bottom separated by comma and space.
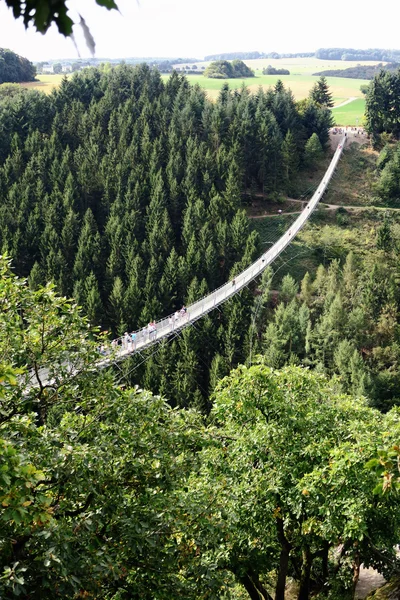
0, 48, 36, 83
309, 75, 334, 107
204, 59, 254, 79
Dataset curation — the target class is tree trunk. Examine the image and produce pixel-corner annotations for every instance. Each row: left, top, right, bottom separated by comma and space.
322, 541, 329, 585
239, 568, 274, 600
352, 554, 360, 596
276, 546, 290, 600
275, 517, 292, 600
298, 547, 313, 600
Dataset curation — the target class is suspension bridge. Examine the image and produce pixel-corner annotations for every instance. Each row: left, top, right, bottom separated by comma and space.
27, 135, 346, 388
101, 136, 346, 360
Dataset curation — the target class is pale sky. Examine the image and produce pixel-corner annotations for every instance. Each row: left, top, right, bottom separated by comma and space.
0, 0, 399, 62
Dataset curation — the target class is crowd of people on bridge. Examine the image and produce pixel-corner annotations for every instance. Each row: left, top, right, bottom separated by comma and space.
97, 305, 189, 357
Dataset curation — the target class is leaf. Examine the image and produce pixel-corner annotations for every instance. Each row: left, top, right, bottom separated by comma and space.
95, 0, 118, 9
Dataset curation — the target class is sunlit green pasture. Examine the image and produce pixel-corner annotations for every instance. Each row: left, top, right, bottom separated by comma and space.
331, 98, 366, 126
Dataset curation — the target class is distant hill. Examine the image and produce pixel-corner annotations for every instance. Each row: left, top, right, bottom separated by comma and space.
204, 51, 313, 61
314, 62, 400, 80
315, 47, 400, 62
0, 48, 36, 83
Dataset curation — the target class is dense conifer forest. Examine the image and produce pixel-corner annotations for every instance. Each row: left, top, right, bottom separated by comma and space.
0, 64, 332, 407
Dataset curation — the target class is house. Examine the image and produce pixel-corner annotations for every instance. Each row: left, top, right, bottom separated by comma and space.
42, 65, 54, 73
62, 65, 72, 73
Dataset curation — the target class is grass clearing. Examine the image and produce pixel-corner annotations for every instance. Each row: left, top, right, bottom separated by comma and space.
187, 57, 384, 76
21, 59, 370, 124
249, 204, 395, 283
332, 98, 366, 126
324, 143, 378, 206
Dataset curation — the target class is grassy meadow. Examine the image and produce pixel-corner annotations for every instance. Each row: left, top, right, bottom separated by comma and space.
331, 97, 366, 126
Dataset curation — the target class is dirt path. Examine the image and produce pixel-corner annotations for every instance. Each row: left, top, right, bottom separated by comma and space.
247, 201, 400, 219
332, 96, 358, 109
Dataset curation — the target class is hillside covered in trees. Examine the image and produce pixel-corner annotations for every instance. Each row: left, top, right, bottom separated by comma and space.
314, 62, 400, 80
0, 48, 36, 83
3, 53, 400, 600
315, 47, 400, 62
2, 256, 400, 600
0, 65, 332, 407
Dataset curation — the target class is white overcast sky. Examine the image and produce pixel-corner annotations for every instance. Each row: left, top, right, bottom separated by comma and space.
0, 0, 399, 61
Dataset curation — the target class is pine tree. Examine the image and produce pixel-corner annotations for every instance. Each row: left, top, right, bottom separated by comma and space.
309, 76, 334, 107
304, 133, 323, 167
281, 130, 299, 188
84, 272, 104, 326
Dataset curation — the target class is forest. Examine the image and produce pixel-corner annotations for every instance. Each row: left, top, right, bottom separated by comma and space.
0, 65, 332, 408
315, 47, 400, 62
314, 62, 400, 80
0, 48, 36, 83
2, 64, 400, 599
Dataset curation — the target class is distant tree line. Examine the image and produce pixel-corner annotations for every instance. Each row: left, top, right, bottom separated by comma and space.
262, 65, 290, 75
204, 59, 254, 79
204, 51, 314, 61
314, 62, 400, 80
0, 48, 36, 83
316, 47, 400, 62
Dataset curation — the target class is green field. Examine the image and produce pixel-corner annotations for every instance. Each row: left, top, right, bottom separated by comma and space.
331, 98, 366, 126
187, 57, 384, 76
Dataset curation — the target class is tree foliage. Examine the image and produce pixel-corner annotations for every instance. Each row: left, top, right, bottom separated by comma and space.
2, 258, 400, 598
204, 59, 254, 79
0, 48, 36, 83
365, 68, 400, 141
308, 76, 334, 108
3, 0, 118, 36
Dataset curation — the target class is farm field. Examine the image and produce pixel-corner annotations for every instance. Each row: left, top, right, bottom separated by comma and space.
20, 74, 68, 93
331, 97, 366, 126
186, 57, 385, 76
